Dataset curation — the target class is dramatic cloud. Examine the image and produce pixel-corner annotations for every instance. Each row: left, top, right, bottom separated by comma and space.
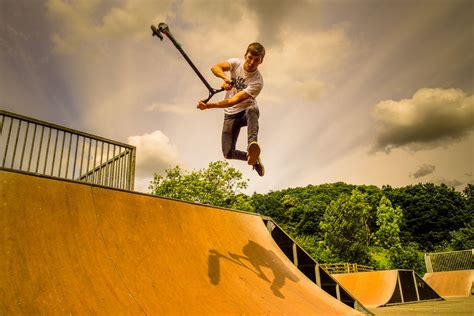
46, 0, 172, 55
263, 24, 352, 105
3, 0, 472, 194
244, 0, 316, 47
430, 176, 464, 189
410, 164, 436, 179
371, 88, 474, 152
127, 130, 179, 178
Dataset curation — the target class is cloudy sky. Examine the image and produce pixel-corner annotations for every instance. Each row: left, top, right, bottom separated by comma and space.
1, 0, 473, 194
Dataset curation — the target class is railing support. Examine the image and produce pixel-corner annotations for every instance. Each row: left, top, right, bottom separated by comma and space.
0, 110, 136, 191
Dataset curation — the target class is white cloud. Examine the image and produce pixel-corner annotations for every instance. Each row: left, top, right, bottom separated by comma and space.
145, 102, 194, 114
127, 130, 180, 178
291, 79, 326, 101
371, 88, 474, 152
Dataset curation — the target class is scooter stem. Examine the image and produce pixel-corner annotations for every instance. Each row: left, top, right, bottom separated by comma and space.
151, 23, 217, 98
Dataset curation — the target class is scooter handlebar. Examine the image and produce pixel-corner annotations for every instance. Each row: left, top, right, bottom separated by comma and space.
150, 25, 163, 40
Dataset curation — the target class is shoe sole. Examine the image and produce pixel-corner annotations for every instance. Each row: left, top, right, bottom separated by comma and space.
247, 142, 260, 165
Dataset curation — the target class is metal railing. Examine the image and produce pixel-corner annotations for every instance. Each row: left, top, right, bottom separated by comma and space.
424, 249, 474, 273
319, 263, 374, 274
263, 218, 373, 315
1, 110, 135, 190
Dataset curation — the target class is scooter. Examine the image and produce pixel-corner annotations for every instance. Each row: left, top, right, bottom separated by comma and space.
151, 22, 237, 103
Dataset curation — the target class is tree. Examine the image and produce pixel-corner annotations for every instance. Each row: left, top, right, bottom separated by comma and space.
462, 184, 474, 204
250, 192, 285, 223
320, 189, 372, 264
446, 184, 474, 250
383, 183, 470, 251
447, 225, 474, 250
389, 242, 425, 274
149, 161, 249, 208
374, 196, 403, 249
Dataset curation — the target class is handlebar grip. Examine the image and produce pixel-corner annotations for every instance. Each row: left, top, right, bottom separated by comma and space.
151, 25, 163, 40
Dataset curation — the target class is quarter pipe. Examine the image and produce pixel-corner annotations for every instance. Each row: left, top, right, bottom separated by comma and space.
0, 170, 361, 315
423, 270, 474, 297
332, 270, 442, 308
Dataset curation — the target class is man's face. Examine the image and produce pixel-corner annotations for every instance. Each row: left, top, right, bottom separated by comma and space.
244, 53, 263, 72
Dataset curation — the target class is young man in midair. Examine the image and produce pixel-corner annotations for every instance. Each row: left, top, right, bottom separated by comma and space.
197, 42, 265, 176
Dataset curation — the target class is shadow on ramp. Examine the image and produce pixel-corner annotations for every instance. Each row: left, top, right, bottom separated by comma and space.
1, 169, 362, 315
208, 240, 299, 298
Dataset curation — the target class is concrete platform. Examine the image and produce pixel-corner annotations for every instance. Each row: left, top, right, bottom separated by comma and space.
371, 296, 474, 315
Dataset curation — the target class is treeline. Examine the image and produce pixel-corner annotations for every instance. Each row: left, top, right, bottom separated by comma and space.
150, 161, 473, 274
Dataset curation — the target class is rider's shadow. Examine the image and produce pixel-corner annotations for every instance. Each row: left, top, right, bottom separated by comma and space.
208, 240, 299, 298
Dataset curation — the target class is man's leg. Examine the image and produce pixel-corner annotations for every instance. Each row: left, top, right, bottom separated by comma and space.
245, 106, 265, 176
245, 106, 260, 165
245, 105, 259, 144
221, 113, 247, 161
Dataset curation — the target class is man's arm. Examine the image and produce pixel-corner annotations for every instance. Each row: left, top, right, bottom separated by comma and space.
211, 61, 231, 81
197, 60, 250, 110
197, 90, 251, 110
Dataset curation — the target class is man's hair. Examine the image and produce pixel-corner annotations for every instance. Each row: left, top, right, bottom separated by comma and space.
246, 42, 265, 58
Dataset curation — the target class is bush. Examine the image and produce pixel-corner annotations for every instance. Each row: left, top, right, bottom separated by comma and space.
389, 242, 425, 274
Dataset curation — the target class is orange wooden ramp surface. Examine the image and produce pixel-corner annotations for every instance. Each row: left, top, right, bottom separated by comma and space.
423, 270, 474, 297
332, 270, 399, 308
0, 170, 361, 315
332, 270, 442, 308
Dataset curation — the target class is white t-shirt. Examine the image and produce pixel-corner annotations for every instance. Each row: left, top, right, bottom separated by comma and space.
224, 58, 264, 115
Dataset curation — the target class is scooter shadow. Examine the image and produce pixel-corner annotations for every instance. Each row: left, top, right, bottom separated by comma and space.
208, 240, 299, 298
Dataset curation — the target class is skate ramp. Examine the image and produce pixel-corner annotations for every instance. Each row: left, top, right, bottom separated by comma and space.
0, 169, 361, 315
423, 270, 474, 297
332, 270, 442, 308
332, 270, 399, 308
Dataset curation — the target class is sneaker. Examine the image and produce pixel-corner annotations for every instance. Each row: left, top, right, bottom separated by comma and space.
247, 141, 260, 165
253, 157, 265, 177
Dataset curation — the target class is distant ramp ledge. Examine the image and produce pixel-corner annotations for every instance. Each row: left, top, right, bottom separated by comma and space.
423, 270, 474, 297
332, 270, 442, 308
0, 170, 361, 315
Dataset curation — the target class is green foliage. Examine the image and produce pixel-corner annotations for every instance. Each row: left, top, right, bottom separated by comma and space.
383, 183, 471, 251
230, 194, 255, 213
147, 162, 472, 270
149, 161, 249, 208
369, 247, 391, 270
249, 182, 360, 238
250, 192, 286, 222
320, 190, 372, 264
448, 225, 474, 250
388, 243, 425, 274
295, 235, 335, 263
374, 196, 403, 249
436, 224, 474, 251
462, 184, 474, 206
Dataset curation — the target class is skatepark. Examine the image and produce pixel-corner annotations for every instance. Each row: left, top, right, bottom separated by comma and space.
1, 109, 473, 314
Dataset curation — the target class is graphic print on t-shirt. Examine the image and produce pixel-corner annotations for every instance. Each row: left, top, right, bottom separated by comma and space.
232, 76, 248, 92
